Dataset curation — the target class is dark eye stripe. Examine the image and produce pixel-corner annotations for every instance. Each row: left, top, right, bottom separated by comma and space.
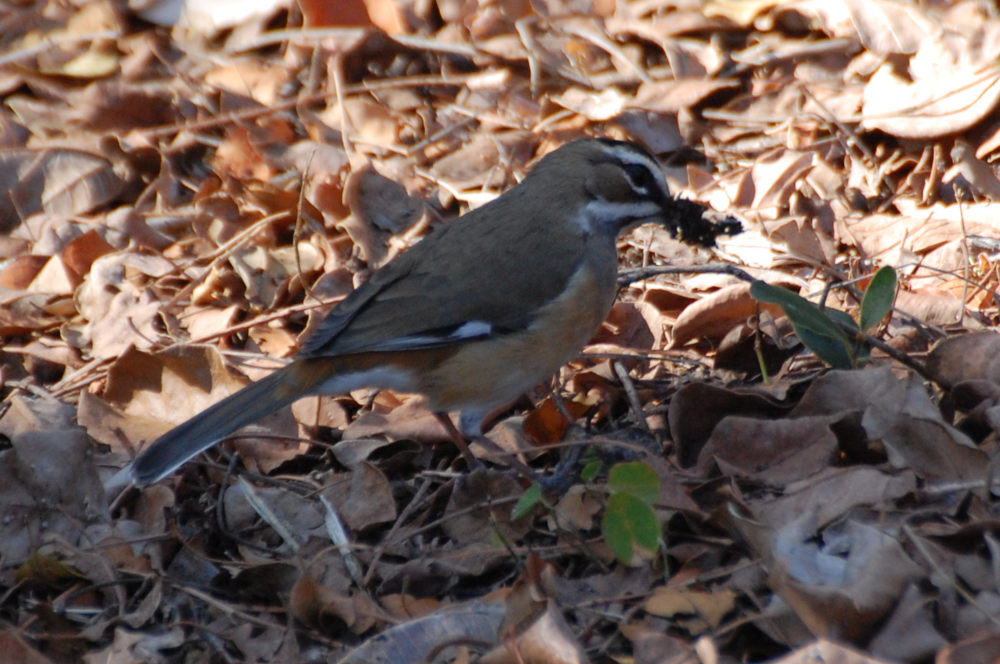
623, 163, 655, 192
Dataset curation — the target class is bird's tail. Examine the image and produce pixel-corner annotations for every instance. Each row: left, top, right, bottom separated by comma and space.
130, 361, 326, 486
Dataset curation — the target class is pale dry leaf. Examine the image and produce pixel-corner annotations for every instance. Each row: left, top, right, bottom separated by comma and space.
337, 601, 504, 664
613, 109, 685, 153
82, 287, 163, 359
551, 87, 628, 121
320, 96, 400, 150
3, 149, 126, 221
782, 0, 934, 55
645, 587, 738, 633
670, 281, 786, 347
630, 79, 740, 115
27, 255, 77, 295
759, 467, 917, 533
428, 133, 532, 199
0, 255, 48, 289
765, 216, 838, 264
766, 638, 897, 664
341, 396, 447, 443
0, 429, 108, 566
320, 462, 397, 531
942, 141, 1000, 200
837, 200, 1000, 263
698, 414, 841, 484
862, 28, 1000, 138
702, 0, 783, 26
551, 485, 601, 531
345, 164, 424, 234
102, 345, 252, 431
0, 393, 76, 440
751, 151, 816, 217
481, 600, 586, 664
444, 470, 531, 545
362, 0, 409, 34
249, 325, 299, 357
204, 61, 294, 107
182, 304, 241, 343
893, 289, 967, 327
229, 245, 289, 309
175, 0, 291, 37
926, 332, 1000, 387
768, 517, 923, 641
935, 632, 1000, 664
868, 584, 948, 662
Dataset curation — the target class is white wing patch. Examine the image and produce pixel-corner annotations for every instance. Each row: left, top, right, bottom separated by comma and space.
365, 320, 494, 352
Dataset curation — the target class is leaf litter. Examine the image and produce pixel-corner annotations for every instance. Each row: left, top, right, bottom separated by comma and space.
3, 0, 1000, 662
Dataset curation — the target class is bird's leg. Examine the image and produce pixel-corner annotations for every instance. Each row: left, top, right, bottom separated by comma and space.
433, 412, 540, 481
433, 411, 482, 469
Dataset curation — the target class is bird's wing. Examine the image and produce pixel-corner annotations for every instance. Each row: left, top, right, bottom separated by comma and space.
302, 190, 589, 357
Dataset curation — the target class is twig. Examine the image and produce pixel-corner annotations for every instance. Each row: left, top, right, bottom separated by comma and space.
620, 264, 943, 388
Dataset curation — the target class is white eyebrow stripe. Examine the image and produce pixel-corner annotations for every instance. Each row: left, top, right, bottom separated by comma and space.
603, 145, 670, 199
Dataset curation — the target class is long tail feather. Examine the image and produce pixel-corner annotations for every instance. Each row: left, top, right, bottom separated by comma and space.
131, 363, 317, 486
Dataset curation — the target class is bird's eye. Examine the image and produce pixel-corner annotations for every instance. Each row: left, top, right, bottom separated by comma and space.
623, 163, 657, 194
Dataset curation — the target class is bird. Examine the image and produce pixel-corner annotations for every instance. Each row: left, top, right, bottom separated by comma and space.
131, 137, 737, 486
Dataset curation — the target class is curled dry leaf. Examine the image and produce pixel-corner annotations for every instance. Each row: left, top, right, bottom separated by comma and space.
861, 30, 1000, 138
320, 462, 397, 531
935, 632, 1000, 664
782, 0, 933, 55
669, 381, 791, 466
926, 331, 1000, 387
481, 600, 586, 664
793, 367, 988, 483
645, 587, 738, 634
697, 414, 841, 484
444, 469, 532, 545
670, 281, 786, 348
337, 601, 505, 664
758, 467, 917, 533
0, 429, 107, 567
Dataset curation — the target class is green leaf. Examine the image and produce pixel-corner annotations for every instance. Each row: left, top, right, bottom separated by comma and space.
608, 462, 661, 504
751, 281, 857, 368
794, 325, 854, 368
602, 492, 662, 565
860, 266, 897, 333
511, 483, 542, 520
580, 459, 601, 482
750, 282, 851, 344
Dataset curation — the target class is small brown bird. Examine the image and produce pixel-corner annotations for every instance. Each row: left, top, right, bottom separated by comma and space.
131, 138, 736, 485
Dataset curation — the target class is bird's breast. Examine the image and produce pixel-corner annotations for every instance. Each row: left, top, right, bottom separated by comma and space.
418, 257, 618, 413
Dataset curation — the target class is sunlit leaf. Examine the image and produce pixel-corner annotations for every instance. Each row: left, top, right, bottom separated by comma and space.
751, 281, 857, 368
608, 461, 661, 504
581, 459, 601, 482
511, 483, 542, 520
860, 266, 897, 333
602, 493, 662, 565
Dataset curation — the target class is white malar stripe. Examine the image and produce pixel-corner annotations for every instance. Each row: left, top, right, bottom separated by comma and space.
580, 198, 665, 233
